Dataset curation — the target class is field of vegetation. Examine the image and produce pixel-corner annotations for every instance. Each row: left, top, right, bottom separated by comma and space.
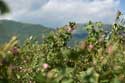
0, 13, 125, 83
1, 0, 125, 82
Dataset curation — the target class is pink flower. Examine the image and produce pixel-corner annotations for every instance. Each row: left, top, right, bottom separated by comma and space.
88, 44, 94, 50
107, 45, 113, 54
43, 63, 49, 69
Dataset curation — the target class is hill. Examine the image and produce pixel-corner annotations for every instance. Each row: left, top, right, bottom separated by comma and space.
69, 24, 112, 46
0, 20, 53, 44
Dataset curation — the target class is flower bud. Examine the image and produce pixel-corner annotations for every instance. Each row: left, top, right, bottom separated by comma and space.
80, 41, 87, 50
11, 46, 19, 55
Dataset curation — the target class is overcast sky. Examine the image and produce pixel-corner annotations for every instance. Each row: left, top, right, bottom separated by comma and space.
0, 0, 124, 28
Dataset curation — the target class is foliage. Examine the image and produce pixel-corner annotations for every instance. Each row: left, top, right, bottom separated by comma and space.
0, 16, 125, 83
0, 0, 10, 14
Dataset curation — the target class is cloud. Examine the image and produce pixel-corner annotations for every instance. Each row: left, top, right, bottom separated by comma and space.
1, 0, 120, 28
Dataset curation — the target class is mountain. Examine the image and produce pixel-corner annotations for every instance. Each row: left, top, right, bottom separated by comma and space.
0, 20, 112, 46
68, 24, 87, 46
69, 24, 112, 46
0, 20, 53, 44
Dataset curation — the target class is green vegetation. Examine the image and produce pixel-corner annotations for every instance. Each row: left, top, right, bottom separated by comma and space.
0, 0, 10, 14
0, 16, 125, 83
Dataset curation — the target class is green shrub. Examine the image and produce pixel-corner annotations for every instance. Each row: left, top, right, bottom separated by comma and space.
0, 17, 125, 83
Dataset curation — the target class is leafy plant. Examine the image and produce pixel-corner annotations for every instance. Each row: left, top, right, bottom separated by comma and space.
0, 13, 125, 83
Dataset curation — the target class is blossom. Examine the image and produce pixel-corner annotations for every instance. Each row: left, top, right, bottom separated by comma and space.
43, 63, 49, 69
88, 44, 94, 50
107, 45, 113, 54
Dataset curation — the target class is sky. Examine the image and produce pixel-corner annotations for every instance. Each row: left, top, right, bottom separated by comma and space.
0, 0, 124, 28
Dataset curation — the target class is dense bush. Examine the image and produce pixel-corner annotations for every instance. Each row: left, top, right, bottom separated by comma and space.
0, 16, 125, 83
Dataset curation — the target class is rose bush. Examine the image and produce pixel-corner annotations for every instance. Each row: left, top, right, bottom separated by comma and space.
0, 17, 125, 83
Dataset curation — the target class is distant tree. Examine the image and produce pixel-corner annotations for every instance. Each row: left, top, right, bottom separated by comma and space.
0, 0, 10, 15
